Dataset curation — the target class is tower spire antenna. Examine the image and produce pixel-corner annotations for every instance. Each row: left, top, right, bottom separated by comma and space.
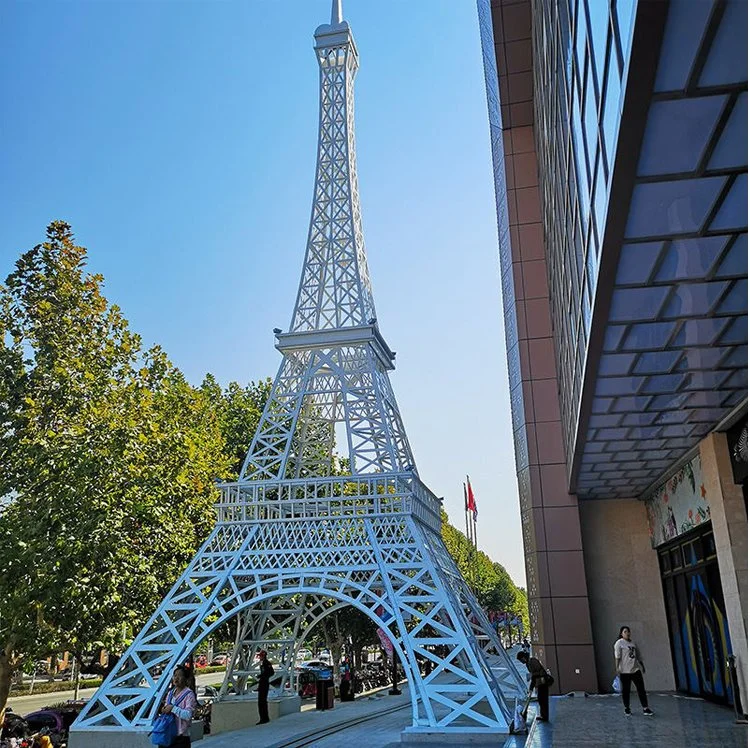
331, 0, 342, 24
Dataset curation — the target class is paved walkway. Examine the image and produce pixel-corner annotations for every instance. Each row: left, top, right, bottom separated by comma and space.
198, 690, 747, 747
200, 688, 412, 747
528, 693, 747, 748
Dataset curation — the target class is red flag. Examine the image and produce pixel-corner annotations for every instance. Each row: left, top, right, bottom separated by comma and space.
466, 475, 477, 521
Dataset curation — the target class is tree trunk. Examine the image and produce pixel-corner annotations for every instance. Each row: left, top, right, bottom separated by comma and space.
331, 614, 343, 679
0, 642, 16, 731
73, 653, 81, 700
352, 642, 363, 671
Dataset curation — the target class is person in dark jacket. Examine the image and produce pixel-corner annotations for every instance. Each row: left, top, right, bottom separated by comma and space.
517, 650, 552, 721
256, 650, 275, 725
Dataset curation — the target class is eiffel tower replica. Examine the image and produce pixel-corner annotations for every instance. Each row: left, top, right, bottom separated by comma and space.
72, 2, 524, 742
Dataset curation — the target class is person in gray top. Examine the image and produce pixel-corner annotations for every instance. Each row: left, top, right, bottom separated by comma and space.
614, 626, 654, 717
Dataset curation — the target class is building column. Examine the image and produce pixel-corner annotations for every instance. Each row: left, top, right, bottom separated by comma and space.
700, 432, 748, 711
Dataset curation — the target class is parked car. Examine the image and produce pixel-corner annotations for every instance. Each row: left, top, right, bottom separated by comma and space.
210, 654, 228, 666
298, 660, 329, 671
295, 649, 313, 663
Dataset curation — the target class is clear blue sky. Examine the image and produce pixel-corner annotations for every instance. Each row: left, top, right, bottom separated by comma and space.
0, 1, 525, 586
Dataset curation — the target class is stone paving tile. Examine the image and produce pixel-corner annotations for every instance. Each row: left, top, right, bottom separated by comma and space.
550, 693, 747, 747
199, 689, 747, 747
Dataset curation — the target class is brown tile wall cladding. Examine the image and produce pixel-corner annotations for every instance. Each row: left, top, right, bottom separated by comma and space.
490, 0, 597, 693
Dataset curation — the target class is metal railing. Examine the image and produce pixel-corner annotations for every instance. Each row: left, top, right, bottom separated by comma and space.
214, 471, 442, 533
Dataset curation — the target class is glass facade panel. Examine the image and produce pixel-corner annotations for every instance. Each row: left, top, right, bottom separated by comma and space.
602, 42, 622, 171
584, 69, 599, 174
711, 174, 748, 231
575, 0, 588, 74
655, 236, 729, 281
699, 0, 748, 87
638, 96, 727, 177
572, 89, 590, 214
532, 0, 626, 460
588, 1, 609, 90
622, 321, 677, 350
625, 177, 728, 238
594, 158, 607, 241
662, 281, 730, 318
616, 242, 663, 284
609, 286, 671, 321
709, 93, 748, 170
654, 0, 714, 93
615, 0, 636, 61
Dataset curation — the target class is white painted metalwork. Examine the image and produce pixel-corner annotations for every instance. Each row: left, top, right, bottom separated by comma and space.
73, 1, 524, 738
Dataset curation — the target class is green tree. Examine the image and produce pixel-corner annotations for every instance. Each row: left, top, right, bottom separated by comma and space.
0, 222, 229, 722
201, 375, 272, 480
440, 510, 528, 631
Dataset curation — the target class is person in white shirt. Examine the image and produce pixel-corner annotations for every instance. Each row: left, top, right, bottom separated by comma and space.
614, 626, 654, 717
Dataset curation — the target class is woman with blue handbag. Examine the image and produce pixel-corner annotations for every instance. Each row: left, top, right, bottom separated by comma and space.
151, 665, 198, 746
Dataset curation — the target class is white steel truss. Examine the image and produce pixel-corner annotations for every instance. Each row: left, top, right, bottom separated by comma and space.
73, 1, 524, 740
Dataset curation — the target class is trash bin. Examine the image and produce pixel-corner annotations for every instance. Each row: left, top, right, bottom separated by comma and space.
316, 672, 335, 711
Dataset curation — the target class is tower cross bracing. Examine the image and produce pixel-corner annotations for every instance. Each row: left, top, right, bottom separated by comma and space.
72, 2, 524, 739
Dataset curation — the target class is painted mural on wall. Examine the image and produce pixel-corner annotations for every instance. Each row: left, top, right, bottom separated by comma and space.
645, 455, 711, 548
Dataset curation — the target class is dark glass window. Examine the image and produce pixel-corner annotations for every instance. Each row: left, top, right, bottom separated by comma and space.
659, 552, 671, 573
702, 532, 716, 558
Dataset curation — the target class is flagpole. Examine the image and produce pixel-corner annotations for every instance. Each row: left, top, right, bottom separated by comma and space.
463, 482, 470, 542
466, 475, 476, 591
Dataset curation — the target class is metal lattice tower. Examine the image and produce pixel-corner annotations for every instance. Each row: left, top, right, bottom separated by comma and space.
72, 1, 525, 739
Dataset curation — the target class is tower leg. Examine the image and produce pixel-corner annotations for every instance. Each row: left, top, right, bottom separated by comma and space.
73, 510, 519, 740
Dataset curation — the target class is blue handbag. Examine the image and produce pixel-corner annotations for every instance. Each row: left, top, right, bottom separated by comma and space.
150, 688, 189, 746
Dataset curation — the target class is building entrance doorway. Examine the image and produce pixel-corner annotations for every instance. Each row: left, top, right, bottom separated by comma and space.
659, 524, 734, 705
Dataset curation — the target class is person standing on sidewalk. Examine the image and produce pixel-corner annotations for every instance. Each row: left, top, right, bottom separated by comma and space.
516, 650, 553, 722
614, 626, 654, 717
159, 665, 197, 746
255, 650, 275, 725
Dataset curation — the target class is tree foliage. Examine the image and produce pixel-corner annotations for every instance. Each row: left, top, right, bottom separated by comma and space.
303, 605, 379, 673
200, 375, 271, 480
0, 223, 229, 720
440, 510, 528, 631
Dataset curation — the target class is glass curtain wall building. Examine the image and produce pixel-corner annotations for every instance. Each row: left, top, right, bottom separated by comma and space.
478, 0, 747, 706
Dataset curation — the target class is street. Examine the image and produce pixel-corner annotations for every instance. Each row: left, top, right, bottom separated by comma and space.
5, 670, 224, 716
